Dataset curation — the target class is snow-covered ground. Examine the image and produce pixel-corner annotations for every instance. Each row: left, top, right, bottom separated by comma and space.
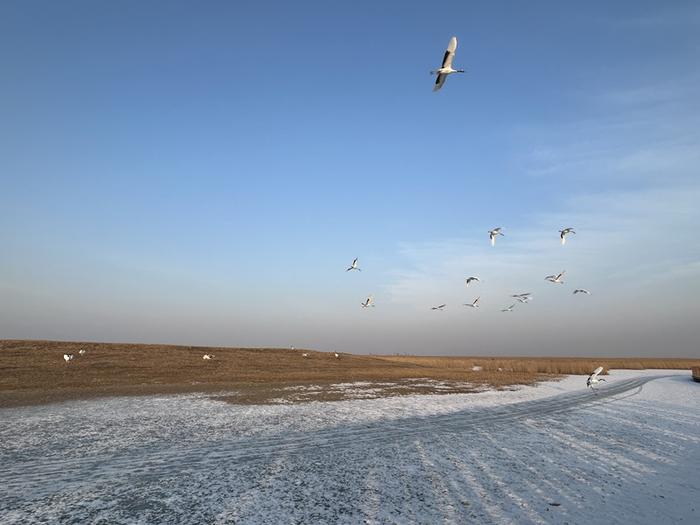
1, 370, 698, 524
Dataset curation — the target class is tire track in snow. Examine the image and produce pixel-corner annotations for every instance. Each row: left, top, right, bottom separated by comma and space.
1, 375, 669, 498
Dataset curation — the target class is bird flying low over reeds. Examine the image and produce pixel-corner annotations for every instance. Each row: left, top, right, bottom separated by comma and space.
587, 366, 606, 392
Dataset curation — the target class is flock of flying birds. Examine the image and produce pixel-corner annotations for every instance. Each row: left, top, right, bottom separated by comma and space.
348, 223, 602, 389
347, 226, 591, 315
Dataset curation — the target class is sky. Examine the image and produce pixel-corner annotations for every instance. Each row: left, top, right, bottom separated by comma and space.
1, 1, 699, 356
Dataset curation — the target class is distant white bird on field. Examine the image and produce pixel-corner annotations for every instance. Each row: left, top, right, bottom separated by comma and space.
489, 228, 504, 247
511, 293, 533, 303
78, 348, 86, 355
63, 353, 74, 363
334, 352, 340, 359
465, 276, 480, 286
463, 297, 480, 308
302, 353, 309, 358
545, 271, 566, 284
587, 366, 606, 392
361, 295, 375, 308
346, 258, 361, 272
202, 354, 214, 360
559, 227, 576, 245
573, 288, 591, 295
431, 304, 446, 311
430, 36, 465, 92
501, 304, 516, 312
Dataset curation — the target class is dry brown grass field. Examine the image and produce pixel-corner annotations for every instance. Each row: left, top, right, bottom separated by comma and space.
693, 367, 700, 382
375, 355, 700, 375
1, 340, 698, 407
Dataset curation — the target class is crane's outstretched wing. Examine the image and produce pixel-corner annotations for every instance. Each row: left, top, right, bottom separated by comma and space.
433, 73, 447, 91
441, 36, 458, 68
591, 366, 604, 377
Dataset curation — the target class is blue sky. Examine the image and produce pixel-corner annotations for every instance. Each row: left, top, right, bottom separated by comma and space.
1, 1, 699, 355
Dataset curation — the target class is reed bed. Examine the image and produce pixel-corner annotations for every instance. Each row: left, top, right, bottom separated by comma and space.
373, 356, 700, 375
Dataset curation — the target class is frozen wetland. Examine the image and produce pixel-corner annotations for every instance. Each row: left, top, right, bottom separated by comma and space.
1, 370, 698, 524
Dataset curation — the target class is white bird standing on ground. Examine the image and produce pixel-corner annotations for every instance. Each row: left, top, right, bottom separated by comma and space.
465, 276, 480, 286
361, 295, 375, 308
501, 304, 516, 312
573, 288, 591, 295
78, 348, 86, 355
464, 297, 480, 308
587, 366, 606, 392
545, 271, 566, 284
334, 352, 340, 359
346, 258, 361, 272
63, 353, 74, 363
489, 228, 504, 246
302, 353, 309, 358
203, 354, 214, 360
559, 227, 576, 245
511, 293, 533, 303
431, 304, 446, 311
431, 36, 465, 91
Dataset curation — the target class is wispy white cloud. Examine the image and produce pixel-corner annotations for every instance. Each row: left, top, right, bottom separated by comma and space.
610, 4, 700, 29
521, 76, 700, 182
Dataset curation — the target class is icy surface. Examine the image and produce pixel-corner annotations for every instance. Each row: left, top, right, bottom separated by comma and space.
1, 370, 698, 524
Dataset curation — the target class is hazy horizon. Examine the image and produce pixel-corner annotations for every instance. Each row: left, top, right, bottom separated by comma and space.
2, 1, 699, 357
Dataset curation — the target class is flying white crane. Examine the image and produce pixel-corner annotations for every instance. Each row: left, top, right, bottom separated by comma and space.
431, 304, 446, 311
545, 271, 566, 284
78, 348, 86, 356
501, 304, 516, 312
465, 276, 480, 286
63, 353, 74, 363
431, 36, 465, 91
511, 293, 533, 303
464, 297, 480, 308
587, 366, 606, 392
573, 289, 591, 295
361, 295, 375, 308
489, 228, 504, 247
559, 227, 576, 245
346, 258, 361, 272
